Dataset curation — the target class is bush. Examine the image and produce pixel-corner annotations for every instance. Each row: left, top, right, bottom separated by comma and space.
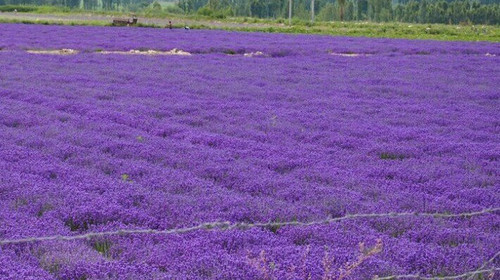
165, 5, 184, 14
35, 6, 70, 13
196, 5, 232, 19
197, 6, 213, 17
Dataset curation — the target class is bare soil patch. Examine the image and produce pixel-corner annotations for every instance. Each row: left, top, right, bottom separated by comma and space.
98, 48, 191, 56
243, 51, 266, 57
330, 52, 372, 57
26, 48, 79, 55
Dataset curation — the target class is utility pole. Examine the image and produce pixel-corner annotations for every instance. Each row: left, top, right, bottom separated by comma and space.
288, 0, 292, 25
311, 0, 315, 23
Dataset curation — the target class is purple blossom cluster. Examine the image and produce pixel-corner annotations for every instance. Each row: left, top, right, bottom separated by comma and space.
0, 23, 499, 279
0, 23, 499, 56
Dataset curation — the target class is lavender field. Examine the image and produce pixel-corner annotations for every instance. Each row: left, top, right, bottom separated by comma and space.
0, 23, 499, 279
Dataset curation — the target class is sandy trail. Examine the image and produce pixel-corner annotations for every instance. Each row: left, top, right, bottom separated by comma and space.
0, 12, 274, 29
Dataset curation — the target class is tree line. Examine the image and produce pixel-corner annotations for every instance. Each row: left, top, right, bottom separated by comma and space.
0, 0, 150, 11
185, 0, 499, 24
1, 0, 499, 24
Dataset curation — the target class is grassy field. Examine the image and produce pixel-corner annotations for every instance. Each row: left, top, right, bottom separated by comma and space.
231, 21, 500, 42
0, 5, 499, 42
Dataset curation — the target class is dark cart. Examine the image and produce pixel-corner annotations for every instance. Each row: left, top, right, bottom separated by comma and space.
112, 16, 138, 26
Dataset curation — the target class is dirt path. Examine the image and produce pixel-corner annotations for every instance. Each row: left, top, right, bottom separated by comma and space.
0, 12, 276, 29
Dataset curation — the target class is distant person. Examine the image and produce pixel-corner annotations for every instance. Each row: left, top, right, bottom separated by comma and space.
13, 9, 17, 13
168, 21, 172, 30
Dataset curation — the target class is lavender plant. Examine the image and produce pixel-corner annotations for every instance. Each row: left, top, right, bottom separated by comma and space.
0, 23, 498, 279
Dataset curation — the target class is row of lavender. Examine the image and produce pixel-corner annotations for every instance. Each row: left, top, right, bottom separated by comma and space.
0, 24, 499, 56
1, 24, 499, 279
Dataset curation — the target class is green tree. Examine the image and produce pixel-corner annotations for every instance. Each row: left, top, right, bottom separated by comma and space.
317, 2, 335, 21
151, 0, 161, 10
418, 0, 428, 23
338, 0, 346, 21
